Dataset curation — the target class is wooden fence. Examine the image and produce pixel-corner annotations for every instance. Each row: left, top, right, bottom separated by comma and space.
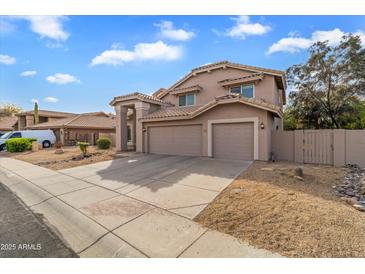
272, 129, 365, 168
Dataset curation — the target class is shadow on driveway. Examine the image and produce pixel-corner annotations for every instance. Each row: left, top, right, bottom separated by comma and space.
92, 153, 249, 193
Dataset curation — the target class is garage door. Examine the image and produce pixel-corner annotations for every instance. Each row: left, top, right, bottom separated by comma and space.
148, 125, 202, 156
212, 122, 254, 160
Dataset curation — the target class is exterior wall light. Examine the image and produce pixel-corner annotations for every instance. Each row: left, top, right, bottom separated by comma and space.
260, 122, 265, 129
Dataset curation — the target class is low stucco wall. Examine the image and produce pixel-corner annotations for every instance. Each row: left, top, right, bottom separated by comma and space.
271, 131, 295, 161
142, 103, 275, 161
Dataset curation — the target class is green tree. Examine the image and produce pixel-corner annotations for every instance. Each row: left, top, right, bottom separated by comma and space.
287, 34, 365, 129
34, 102, 39, 124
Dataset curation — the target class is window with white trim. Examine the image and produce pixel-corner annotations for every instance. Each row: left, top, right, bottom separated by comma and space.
178, 93, 196, 106
229, 84, 254, 98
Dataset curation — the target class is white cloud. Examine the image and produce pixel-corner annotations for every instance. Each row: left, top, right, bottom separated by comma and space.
43, 97, 59, 103
223, 16, 271, 39
0, 18, 16, 34
155, 21, 195, 41
46, 73, 80, 84
91, 41, 182, 66
31, 98, 38, 104
19, 16, 69, 41
0, 54, 16, 65
268, 28, 365, 54
20, 70, 37, 77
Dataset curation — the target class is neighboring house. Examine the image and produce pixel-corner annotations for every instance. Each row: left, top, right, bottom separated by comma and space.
0, 116, 18, 133
110, 60, 286, 161
27, 112, 115, 146
16, 109, 77, 130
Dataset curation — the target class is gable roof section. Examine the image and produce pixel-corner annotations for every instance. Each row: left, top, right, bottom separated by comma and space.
0, 116, 18, 131
110, 92, 172, 106
28, 112, 115, 130
16, 109, 77, 118
157, 60, 287, 101
141, 93, 282, 122
218, 73, 264, 87
152, 88, 167, 98
170, 85, 202, 95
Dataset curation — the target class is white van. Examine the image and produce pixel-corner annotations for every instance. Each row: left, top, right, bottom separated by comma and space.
0, 130, 56, 151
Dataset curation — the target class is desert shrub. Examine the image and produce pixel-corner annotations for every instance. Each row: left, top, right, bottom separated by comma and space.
54, 141, 63, 149
96, 137, 112, 149
77, 142, 89, 156
5, 138, 36, 152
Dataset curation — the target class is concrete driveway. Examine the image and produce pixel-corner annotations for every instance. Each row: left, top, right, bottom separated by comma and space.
0, 154, 281, 258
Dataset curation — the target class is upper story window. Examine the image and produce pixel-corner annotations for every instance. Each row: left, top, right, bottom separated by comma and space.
229, 84, 254, 98
179, 93, 196, 106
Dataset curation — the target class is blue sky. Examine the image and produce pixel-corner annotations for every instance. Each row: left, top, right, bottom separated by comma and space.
0, 16, 364, 113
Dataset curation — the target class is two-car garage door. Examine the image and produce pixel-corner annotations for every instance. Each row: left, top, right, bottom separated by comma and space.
148, 125, 202, 156
148, 122, 254, 160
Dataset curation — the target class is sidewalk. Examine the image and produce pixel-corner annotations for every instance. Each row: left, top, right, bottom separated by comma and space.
0, 157, 281, 258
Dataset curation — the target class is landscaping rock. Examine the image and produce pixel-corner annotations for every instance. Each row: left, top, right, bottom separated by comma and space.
353, 204, 365, 212
335, 164, 365, 212
340, 197, 358, 206
294, 167, 304, 177
260, 167, 274, 171
294, 175, 304, 181
230, 188, 244, 195
72, 155, 85, 161
54, 149, 64, 155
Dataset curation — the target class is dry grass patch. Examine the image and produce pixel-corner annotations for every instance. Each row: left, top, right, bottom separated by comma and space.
4, 146, 122, 170
195, 161, 365, 258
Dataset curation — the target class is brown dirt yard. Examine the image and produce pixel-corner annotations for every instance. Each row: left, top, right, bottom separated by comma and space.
2, 146, 124, 170
195, 161, 365, 258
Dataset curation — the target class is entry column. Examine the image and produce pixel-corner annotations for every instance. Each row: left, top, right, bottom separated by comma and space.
115, 105, 128, 152
135, 102, 150, 153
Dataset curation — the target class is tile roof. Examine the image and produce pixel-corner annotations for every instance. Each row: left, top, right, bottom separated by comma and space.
152, 88, 167, 98
140, 105, 202, 120
170, 85, 202, 95
0, 116, 17, 131
218, 73, 264, 86
141, 93, 282, 121
17, 109, 77, 118
192, 60, 285, 75
157, 60, 286, 99
28, 112, 115, 130
110, 92, 171, 106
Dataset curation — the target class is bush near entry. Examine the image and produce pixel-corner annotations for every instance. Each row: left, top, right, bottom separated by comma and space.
5, 138, 37, 152
96, 137, 112, 149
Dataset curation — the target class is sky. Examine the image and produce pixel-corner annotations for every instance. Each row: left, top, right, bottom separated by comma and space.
0, 15, 364, 113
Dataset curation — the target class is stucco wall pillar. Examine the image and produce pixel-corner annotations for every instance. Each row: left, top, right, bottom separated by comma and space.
135, 102, 150, 153
115, 105, 128, 152
333, 129, 346, 167
18, 116, 25, 130
25, 115, 34, 128
60, 128, 65, 145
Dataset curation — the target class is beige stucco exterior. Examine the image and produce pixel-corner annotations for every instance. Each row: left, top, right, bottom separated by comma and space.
161, 67, 283, 107
142, 103, 274, 161
110, 61, 286, 161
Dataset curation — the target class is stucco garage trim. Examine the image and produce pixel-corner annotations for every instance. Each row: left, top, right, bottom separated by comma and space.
207, 117, 259, 160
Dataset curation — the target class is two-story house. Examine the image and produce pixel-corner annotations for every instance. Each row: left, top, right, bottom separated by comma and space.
110, 61, 286, 161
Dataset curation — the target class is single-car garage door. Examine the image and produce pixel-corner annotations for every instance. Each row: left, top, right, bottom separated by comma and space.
212, 122, 254, 160
148, 125, 202, 156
